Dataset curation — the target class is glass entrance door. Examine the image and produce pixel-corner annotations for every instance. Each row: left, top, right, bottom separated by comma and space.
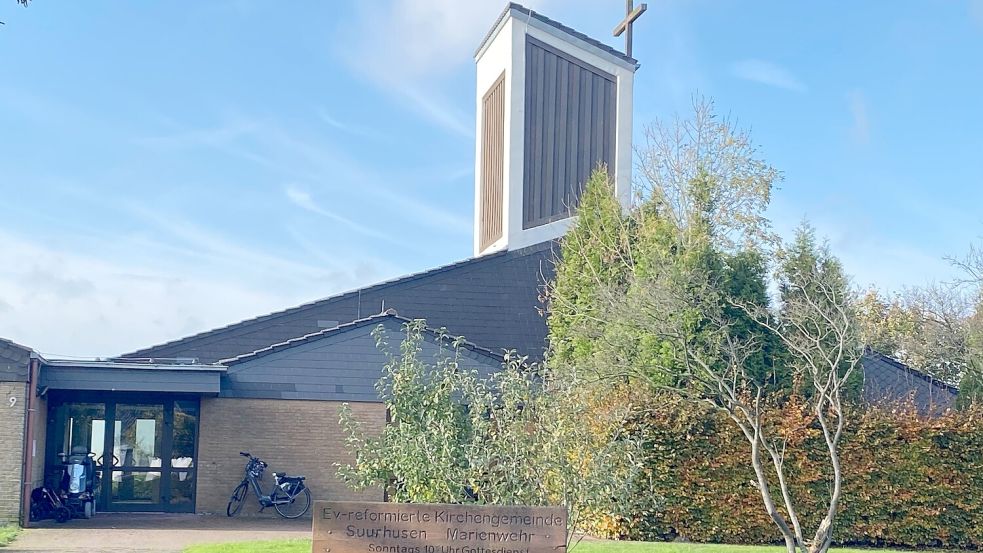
46, 394, 199, 513
110, 403, 164, 509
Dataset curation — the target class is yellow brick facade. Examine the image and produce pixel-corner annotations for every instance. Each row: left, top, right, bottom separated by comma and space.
195, 397, 385, 515
0, 382, 26, 523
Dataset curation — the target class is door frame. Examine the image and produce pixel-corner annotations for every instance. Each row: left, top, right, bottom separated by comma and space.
45, 391, 201, 513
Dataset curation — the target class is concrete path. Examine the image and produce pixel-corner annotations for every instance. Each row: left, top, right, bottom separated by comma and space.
6, 513, 311, 553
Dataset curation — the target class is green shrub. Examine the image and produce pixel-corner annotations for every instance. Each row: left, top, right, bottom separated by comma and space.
602, 395, 983, 548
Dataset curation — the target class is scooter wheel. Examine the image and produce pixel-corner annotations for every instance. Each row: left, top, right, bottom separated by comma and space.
55, 507, 71, 523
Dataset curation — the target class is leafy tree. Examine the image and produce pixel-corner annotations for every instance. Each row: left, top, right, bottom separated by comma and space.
854, 288, 916, 357
548, 98, 785, 391
547, 99, 863, 553
339, 320, 641, 549
777, 223, 863, 398
547, 168, 635, 366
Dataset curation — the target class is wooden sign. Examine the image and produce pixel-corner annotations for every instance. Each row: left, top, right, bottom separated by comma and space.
312, 501, 567, 553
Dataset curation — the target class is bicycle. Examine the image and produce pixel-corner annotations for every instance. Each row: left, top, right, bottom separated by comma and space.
226, 451, 312, 519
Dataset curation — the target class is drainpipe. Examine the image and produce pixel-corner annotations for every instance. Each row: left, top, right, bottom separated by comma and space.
19, 354, 41, 527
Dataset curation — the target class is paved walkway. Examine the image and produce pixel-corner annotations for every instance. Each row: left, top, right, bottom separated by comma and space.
6, 513, 311, 553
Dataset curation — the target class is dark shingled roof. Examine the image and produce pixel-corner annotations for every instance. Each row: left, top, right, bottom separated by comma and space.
475, 2, 638, 68
123, 242, 556, 364
0, 337, 32, 382
861, 350, 959, 414
218, 314, 507, 402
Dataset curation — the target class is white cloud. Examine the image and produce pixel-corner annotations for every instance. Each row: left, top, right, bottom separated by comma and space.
397, 85, 474, 139
138, 114, 472, 237
847, 89, 870, 145
337, 1, 520, 82
0, 231, 380, 357
284, 185, 419, 248
331, 0, 555, 137
731, 59, 807, 92
316, 107, 389, 141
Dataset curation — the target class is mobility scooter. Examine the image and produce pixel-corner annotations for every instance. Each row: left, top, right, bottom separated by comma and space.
57, 446, 97, 520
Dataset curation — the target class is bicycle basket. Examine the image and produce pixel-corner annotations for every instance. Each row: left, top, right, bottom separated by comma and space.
248, 461, 265, 478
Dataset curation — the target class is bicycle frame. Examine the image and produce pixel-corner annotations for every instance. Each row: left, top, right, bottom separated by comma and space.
238, 458, 304, 508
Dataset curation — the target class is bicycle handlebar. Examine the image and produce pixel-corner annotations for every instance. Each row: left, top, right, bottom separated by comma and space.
240, 451, 268, 468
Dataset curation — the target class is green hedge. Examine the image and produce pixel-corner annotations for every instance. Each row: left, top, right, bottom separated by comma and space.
605, 396, 983, 548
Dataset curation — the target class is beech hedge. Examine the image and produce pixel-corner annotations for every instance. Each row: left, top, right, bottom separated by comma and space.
597, 395, 983, 548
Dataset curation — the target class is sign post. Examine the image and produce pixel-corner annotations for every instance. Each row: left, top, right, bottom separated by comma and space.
313, 501, 567, 553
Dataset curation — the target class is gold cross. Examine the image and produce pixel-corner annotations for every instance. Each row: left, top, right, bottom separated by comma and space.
612, 0, 647, 58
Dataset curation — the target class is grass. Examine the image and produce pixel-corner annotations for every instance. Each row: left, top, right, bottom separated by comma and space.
183, 540, 950, 553
0, 524, 19, 548
184, 540, 310, 553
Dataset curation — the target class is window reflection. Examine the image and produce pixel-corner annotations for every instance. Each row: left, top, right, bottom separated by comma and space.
61, 403, 104, 461
172, 401, 197, 469
170, 471, 194, 505
112, 472, 161, 503
114, 404, 162, 468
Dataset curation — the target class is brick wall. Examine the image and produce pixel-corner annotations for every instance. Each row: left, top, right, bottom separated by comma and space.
0, 382, 26, 523
196, 397, 385, 515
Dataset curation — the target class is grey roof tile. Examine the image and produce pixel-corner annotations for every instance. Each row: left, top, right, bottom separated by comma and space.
123, 242, 556, 364
0, 337, 32, 382
861, 350, 959, 415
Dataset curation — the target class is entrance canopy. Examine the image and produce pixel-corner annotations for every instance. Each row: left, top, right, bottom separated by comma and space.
40, 359, 226, 395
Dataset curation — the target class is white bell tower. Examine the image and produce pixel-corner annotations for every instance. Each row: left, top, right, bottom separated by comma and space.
473, 3, 637, 257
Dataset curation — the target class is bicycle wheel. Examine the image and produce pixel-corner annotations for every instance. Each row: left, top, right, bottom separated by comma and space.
226, 481, 249, 517
273, 486, 311, 519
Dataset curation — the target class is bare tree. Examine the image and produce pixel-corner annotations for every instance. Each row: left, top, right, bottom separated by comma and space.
635, 96, 781, 251
740, 241, 862, 553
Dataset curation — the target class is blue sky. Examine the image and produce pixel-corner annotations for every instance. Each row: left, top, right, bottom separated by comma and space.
2, 1, 982, 356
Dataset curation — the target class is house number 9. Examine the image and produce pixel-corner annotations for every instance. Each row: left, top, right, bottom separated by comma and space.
8, 397, 15, 407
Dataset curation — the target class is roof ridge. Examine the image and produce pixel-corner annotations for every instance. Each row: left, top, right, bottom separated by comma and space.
0, 336, 33, 354
475, 2, 638, 68
222, 310, 507, 366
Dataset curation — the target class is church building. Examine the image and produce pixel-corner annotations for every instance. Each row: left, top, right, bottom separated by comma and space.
0, 3, 638, 524
0, 3, 957, 527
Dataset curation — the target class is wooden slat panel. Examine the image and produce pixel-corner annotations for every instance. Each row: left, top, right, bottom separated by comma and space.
541, 51, 557, 219
479, 72, 506, 251
523, 37, 617, 229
